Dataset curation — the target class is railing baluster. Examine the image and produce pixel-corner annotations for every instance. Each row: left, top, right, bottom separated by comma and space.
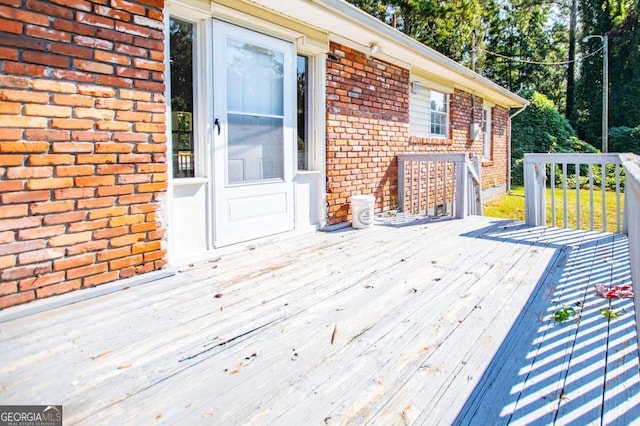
467, 165, 472, 215
409, 160, 414, 214
454, 162, 458, 216
550, 163, 556, 227
576, 163, 581, 230
601, 163, 607, 232
589, 163, 594, 231
398, 158, 405, 212
443, 161, 448, 216
562, 162, 568, 228
434, 161, 439, 216
417, 161, 422, 214
426, 161, 431, 216
616, 163, 621, 234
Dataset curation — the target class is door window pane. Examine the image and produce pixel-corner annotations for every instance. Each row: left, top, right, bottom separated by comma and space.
169, 18, 195, 178
226, 38, 285, 184
226, 39, 284, 115
227, 114, 284, 183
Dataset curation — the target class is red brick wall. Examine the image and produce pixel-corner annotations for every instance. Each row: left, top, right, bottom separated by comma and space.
0, 0, 166, 309
482, 105, 509, 190
325, 43, 409, 225
326, 42, 511, 225
449, 90, 510, 192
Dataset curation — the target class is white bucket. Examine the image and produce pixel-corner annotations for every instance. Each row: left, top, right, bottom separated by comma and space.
351, 195, 375, 229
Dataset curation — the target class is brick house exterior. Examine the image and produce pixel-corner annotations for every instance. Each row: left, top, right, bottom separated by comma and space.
0, 0, 167, 309
325, 42, 512, 225
0, 0, 526, 310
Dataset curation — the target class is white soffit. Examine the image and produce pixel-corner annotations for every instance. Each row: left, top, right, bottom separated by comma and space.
244, 0, 528, 108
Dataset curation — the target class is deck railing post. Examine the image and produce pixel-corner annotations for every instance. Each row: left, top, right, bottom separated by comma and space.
619, 154, 640, 355
524, 155, 546, 226
456, 157, 467, 219
623, 178, 629, 235
473, 155, 483, 215
524, 156, 535, 225
536, 163, 547, 226
398, 156, 405, 212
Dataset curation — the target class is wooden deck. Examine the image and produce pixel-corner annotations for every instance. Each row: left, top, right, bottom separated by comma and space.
1, 215, 639, 425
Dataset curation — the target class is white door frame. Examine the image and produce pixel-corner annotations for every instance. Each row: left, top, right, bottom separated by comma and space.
165, 8, 215, 266
212, 21, 296, 247
165, 2, 327, 266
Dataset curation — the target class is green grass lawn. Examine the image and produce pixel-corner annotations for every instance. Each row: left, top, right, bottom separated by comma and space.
483, 185, 624, 232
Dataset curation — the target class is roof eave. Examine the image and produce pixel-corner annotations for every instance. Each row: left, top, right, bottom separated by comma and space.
311, 0, 528, 108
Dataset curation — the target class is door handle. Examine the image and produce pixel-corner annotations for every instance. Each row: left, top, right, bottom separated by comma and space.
214, 118, 221, 135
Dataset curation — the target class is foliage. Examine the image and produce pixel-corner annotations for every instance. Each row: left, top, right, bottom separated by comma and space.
609, 126, 640, 154
169, 19, 193, 113
411, 0, 493, 64
553, 306, 576, 323
562, 164, 626, 191
511, 90, 598, 185
574, 3, 640, 149
346, 1, 640, 162
600, 308, 619, 319
482, 0, 569, 109
345, 0, 570, 106
345, 0, 494, 64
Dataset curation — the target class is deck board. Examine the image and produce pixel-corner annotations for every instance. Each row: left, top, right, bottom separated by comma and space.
0, 216, 638, 425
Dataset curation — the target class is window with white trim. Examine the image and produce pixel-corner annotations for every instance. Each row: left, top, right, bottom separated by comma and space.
169, 17, 196, 178
482, 105, 492, 160
430, 90, 448, 137
408, 77, 452, 139
297, 54, 310, 170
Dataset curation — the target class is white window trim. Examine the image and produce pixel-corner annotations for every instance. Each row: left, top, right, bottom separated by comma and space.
429, 89, 449, 138
166, 3, 215, 258
166, 9, 213, 181
409, 73, 454, 139
296, 53, 312, 172
482, 102, 493, 160
291, 48, 325, 175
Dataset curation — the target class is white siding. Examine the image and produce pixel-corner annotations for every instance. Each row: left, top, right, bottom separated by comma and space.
409, 75, 454, 138
409, 88, 430, 137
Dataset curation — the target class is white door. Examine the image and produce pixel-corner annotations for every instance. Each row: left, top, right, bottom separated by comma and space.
212, 22, 295, 247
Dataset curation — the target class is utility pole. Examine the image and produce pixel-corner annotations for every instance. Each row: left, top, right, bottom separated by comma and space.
603, 35, 608, 153
471, 29, 477, 72
583, 35, 609, 153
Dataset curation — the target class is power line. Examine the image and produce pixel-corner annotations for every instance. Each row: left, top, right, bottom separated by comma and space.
477, 45, 604, 65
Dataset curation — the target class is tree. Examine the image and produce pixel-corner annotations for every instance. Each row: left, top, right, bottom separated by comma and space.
574, 0, 638, 149
169, 19, 193, 113
411, 0, 494, 64
481, 0, 569, 109
346, 1, 571, 109
511, 90, 598, 184
566, 0, 578, 119
345, 0, 495, 64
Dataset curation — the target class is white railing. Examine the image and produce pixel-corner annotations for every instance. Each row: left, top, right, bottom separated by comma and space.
397, 153, 482, 219
621, 154, 640, 348
524, 153, 625, 233
524, 152, 640, 347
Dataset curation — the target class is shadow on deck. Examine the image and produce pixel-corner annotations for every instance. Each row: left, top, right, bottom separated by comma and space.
454, 224, 640, 425
0, 216, 638, 424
